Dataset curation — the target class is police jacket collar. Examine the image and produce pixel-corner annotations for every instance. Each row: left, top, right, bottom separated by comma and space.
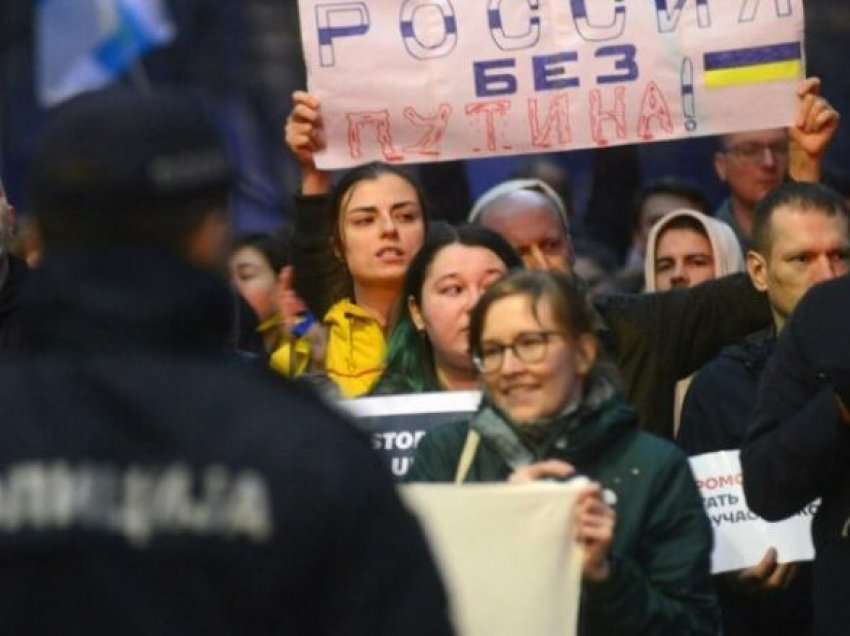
19, 248, 234, 353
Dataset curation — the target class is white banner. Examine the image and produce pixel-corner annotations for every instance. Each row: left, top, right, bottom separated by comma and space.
400, 481, 585, 636
297, 0, 805, 169
688, 450, 817, 574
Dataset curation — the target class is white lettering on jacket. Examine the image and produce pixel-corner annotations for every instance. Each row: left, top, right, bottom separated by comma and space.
0, 462, 273, 546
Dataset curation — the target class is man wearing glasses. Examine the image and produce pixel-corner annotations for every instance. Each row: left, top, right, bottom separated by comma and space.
714, 129, 788, 250
713, 78, 834, 251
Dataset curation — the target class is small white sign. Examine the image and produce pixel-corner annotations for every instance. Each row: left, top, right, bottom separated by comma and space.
688, 450, 817, 574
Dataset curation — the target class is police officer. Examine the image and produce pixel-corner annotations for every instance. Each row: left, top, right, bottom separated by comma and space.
0, 89, 453, 636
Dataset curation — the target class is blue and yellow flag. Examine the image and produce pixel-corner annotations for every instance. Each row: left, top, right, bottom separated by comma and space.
703, 42, 802, 90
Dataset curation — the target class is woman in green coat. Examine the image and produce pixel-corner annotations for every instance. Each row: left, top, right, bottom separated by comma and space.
407, 269, 719, 636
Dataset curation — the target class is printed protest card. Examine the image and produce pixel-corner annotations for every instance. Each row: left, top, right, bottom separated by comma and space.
345, 391, 481, 478
689, 450, 817, 574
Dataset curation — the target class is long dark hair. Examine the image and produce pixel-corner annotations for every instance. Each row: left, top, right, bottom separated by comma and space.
373, 222, 523, 394
326, 162, 430, 286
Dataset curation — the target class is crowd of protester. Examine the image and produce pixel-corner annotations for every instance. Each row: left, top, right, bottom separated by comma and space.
0, 51, 849, 634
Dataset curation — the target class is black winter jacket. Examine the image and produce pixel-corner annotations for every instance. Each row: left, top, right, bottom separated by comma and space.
742, 276, 850, 636
679, 329, 776, 455
679, 329, 813, 636
0, 249, 453, 636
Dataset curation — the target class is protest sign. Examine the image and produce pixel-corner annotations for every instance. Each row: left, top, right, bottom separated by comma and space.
688, 450, 817, 574
297, 0, 805, 169
400, 481, 584, 636
345, 391, 480, 478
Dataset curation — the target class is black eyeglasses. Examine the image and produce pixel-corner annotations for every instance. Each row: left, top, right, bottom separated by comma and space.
723, 141, 789, 165
473, 331, 562, 374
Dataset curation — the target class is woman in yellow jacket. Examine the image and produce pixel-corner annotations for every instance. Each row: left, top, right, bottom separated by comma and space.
281, 96, 429, 396
274, 162, 428, 396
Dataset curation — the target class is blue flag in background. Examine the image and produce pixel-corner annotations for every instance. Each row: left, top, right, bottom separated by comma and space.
36, 0, 176, 107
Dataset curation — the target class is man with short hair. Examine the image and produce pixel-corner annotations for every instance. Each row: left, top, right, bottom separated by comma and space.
678, 182, 850, 636
0, 178, 27, 349
714, 128, 789, 249
0, 90, 453, 635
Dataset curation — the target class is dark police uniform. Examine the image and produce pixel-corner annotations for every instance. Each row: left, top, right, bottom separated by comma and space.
0, 88, 453, 636
0, 250, 452, 635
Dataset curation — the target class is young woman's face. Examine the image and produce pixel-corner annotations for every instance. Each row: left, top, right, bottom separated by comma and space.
478, 294, 595, 424
410, 244, 508, 379
339, 173, 425, 287
229, 246, 278, 321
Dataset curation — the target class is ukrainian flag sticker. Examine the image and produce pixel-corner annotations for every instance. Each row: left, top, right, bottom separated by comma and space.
703, 42, 803, 89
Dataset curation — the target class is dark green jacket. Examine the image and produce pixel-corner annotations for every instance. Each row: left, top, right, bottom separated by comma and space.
408, 391, 719, 636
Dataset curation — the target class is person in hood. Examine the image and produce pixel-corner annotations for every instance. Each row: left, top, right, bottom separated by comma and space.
645, 209, 745, 293
408, 269, 719, 636
643, 209, 745, 431
0, 89, 453, 636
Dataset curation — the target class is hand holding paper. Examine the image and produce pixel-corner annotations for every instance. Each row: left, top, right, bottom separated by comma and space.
728, 547, 799, 594
576, 483, 616, 583
284, 91, 330, 194
507, 461, 615, 582
508, 459, 575, 483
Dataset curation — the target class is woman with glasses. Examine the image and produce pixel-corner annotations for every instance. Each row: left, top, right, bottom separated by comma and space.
407, 269, 718, 635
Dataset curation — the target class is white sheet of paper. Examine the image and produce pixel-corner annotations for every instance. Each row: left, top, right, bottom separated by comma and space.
399, 481, 585, 636
297, 1, 805, 168
688, 450, 817, 573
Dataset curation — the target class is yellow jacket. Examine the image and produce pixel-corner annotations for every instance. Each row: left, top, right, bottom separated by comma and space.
269, 337, 312, 378
268, 299, 386, 398
323, 298, 386, 398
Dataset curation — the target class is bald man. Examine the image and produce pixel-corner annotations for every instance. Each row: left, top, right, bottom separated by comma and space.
468, 181, 573, 272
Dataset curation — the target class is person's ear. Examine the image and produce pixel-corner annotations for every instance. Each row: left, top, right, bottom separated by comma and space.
330, 234, 344, 262
187, 210, 231, 270
575, 333, 598, 376
747, 249, 769, 293
714, 151, 728, 183
408, 295, 426, 332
